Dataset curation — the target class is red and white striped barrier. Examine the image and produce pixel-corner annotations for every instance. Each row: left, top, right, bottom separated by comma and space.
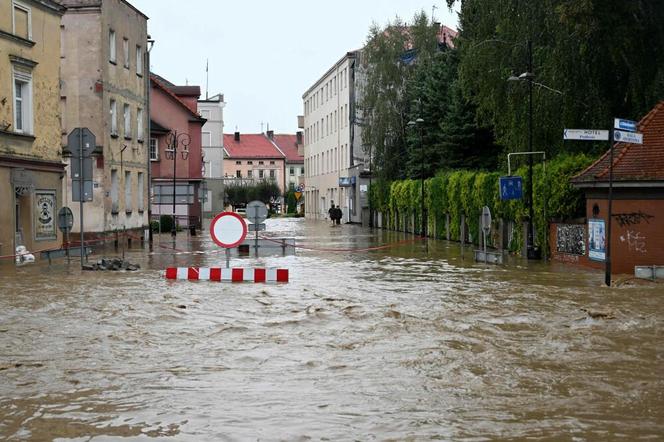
164, 267, 289, 283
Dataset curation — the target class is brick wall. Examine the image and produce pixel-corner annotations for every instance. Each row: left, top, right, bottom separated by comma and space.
550, 198, 664, 275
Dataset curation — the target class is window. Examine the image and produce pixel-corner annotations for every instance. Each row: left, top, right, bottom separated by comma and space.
258, 161, 264, 165
123, 38, 129, 68
123, 104, 131, 138
247, 169, 253, 178
152, 184, 195, 204
247, 161, 253, 165
235, 160, 241, 165
137, 108, 143, 141
270, 160, 275, 165
137, 172, 144, 211
13, 1, 31, 40
269, 169, 275, 179
259, 169, 264, 179
111, 169, 119, 213
202, 131, 211, 147
136, 45, 143, 75
125, 171, 132, 212
13, 70, 32, 134
149, 138, 158, 160
236, 170, 241, 178
289, 167, 294, 176
300, 167, 304, 175
110, 99, 117, 135
109, 29, 116, 63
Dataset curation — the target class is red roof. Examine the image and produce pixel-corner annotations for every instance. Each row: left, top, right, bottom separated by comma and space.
223, 134, 285, 159
150, 74, 204, 122
272, 134, 303, 163
572, 101, 664, 184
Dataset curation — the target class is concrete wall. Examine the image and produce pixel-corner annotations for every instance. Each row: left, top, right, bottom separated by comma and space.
61, 0, 149, 235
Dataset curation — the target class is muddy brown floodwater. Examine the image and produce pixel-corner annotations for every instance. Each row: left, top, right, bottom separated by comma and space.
0, 218, 662, 440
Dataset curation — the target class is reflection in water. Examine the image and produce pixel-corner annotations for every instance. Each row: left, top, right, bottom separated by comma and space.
0, 218, 662, 440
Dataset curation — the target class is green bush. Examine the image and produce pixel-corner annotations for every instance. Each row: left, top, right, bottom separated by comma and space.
375, 154, 595, 251
159, 215, 175, 233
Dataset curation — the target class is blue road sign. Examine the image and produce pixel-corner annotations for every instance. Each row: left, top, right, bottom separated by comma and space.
614, 118, 637, 132
499, 176, 523, 201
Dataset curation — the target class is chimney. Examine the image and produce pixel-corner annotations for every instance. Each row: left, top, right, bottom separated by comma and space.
234, 131, 240, 142
296, 131, 303, 145
267, 130, 274, 140
296, 131, 304, 156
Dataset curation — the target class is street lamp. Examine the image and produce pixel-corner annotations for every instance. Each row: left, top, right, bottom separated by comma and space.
407, 117, 425, 238
165, 130, 190, 237
507, 40, 539, 260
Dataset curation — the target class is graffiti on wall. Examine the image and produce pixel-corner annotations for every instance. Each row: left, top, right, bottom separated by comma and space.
556, 224, 585, 256
620, 230, 648, 254
613, 210, 654, 228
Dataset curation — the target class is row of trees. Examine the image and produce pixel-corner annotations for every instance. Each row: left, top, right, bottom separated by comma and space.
361, 1, 664, 182
224, 181, 299, 214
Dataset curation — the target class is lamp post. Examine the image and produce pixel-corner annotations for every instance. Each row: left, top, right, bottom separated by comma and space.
407, 117, 425, 237
165, 130, 190, 237
508, 40, 539, 259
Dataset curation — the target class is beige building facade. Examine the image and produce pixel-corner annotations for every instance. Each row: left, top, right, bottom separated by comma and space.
59, 0, 149, 238
302, 52, 355, 221
0, 0, 66, 260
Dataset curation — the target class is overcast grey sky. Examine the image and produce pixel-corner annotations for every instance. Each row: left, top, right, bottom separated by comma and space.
130, 1, 458, 135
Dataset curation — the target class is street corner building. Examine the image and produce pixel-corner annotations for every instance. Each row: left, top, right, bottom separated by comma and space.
552, 100, 664, 275
0, 0, 66, 259
58, 0, 150, 241
149, 73, 206, 230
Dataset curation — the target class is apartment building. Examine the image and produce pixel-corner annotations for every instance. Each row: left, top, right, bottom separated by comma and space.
59, 0, 149, 239
198, 93, 225, 218
0, 0, 65, 258
302, 51, 367, 223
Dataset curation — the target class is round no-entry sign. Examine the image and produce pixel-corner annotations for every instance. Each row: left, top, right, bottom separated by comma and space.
210, 212, 247, 248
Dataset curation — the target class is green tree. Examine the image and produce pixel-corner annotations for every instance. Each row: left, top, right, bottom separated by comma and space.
447, 0, 664, 157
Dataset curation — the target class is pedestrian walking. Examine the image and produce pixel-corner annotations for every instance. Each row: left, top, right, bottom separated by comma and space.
328, 204, 336, 226
335, 205, 342, 225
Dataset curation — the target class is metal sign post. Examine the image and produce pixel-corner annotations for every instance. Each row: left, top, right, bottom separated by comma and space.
481, 206, 492, 264
246, 200, 268, 257
58, 206, 74, 264
68, 128, 95, 269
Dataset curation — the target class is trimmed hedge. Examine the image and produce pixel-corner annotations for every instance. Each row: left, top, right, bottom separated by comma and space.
370, 154, 595, 252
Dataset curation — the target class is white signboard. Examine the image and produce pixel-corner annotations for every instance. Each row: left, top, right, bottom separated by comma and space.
35, 190, 56, 240
563, 129, 609, 141
613, 129, 643, 144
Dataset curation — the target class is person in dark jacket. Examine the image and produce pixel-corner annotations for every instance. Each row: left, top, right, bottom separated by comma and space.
328, 204, 336, 226
334, 205, 342, 225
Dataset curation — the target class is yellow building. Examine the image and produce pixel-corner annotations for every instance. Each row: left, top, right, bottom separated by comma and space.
0, 0, 65, 262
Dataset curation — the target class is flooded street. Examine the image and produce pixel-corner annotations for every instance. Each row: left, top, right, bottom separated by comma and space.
0, 218, 662, 440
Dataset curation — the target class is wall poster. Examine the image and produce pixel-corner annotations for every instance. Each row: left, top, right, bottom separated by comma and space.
588, 218, 606, 261
35, 190, 57, 240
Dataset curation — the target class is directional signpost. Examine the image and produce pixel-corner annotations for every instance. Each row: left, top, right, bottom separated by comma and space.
614, 118, 638, 132
613, 130, 643, 144
563, 129, 609, 141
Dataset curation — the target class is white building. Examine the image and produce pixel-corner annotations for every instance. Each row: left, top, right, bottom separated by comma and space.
198, 93, 225, 217
302, 51, 368, 223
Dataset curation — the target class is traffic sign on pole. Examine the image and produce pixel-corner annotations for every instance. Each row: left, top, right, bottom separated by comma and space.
210, 212, 247, 248
499, 176, 523, 201
614, 118, 638, 132
613, 129, 643, 144
563, 129, 609, 141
